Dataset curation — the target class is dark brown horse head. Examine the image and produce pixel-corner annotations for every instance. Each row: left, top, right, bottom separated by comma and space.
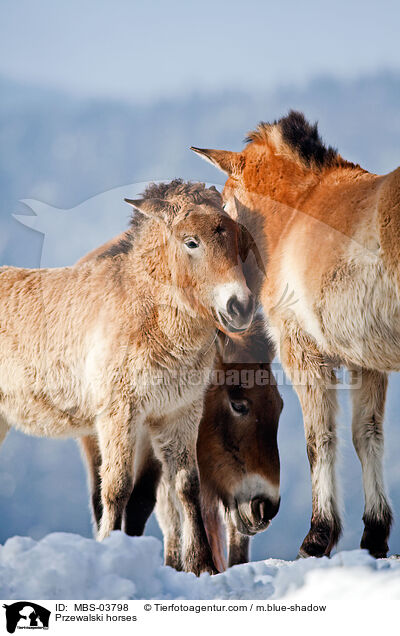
197, 319, 282, 536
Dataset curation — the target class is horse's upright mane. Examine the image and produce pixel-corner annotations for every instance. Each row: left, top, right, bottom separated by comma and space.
98, 180, 221, 259
138, 179, 221, 209
128, 179, 221, 232
245, 110, 345, 170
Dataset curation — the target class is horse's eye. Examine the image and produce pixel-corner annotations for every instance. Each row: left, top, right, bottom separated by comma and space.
230, 399, 250, 415
184, 237, 200, 250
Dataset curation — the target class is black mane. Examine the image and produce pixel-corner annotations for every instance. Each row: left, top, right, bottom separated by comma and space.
139, 178, 221, 208
97, 230, 136, 259
246, 110, 339, 169
279, 111, 338, 168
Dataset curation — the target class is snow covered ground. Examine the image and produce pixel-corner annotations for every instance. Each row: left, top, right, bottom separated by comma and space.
0, 531, 399, 600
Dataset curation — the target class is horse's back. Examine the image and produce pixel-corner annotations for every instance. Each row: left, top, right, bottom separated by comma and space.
76, 231, 132, 265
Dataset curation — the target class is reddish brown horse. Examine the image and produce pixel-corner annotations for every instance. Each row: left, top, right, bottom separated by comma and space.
196, 324, 282, 570
81, 320, 282, 572
192, 111, 400, 559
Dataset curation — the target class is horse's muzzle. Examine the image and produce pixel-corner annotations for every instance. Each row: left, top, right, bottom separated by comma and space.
217, 293, 255, 334
232, 496, 281, 536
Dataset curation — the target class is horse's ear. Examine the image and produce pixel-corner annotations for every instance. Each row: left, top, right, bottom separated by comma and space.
190, 147, 245, 176
124, 198, 173, 223
238, 220, 265, 275
124, 198, 150, 216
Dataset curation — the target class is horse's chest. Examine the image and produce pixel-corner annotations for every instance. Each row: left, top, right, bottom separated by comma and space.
135, 351, 215, 416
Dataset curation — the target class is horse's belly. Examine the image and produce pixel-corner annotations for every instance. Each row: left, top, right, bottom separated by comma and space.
322, 315, 400, 371
318, 264, 400, 371
273, 254, 400, 371
0, 363, 96, 438
0, 395, 94, 438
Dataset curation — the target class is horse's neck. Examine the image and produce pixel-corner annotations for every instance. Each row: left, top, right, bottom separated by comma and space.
120, 255, 215, 358
83, 226, 216, 358
153, 294, 216, 355
243, 161, 379, 256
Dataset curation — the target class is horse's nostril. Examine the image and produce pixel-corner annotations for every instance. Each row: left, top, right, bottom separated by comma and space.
226, 294, 254, 321
251, 496, 280, 523
227, 295, 241, 318
250, 497, 263, 522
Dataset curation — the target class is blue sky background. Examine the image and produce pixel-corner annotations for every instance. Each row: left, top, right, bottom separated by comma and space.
1, 0, 400, 101
1, 1, 400, 562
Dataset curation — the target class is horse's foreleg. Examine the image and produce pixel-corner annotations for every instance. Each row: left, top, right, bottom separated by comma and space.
151, 403, 217, 575
95, 402, 136, 541
155, 477, 184, 571
226, 515, 250, 567
298, 382, 341, 558
79, 435, 103, 532
351, 368, 392, 558
279, 323, 341, 557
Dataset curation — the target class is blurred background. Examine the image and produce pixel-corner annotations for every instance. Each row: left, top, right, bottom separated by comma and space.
1, 0, 400, 560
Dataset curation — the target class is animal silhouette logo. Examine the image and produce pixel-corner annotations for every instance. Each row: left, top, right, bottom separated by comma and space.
3, 602, 50, 633
13, 181, 224, 267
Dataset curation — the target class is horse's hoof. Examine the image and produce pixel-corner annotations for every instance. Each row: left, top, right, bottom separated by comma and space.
184, 555, 219, 576
207, 567, 219, 576
296, 549, 309, 559
365, 547, 389, 559
298, 538, 331, 558
361, 524, 390, 559
197, 561, 219, 576
189, 565, 218, 577
299, 517, 341, 559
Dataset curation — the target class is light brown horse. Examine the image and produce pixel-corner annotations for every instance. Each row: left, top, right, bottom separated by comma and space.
78, 214, 281, 571
192, 111, 400, 558
0, 179, 254, 575
81, 321, 282, 572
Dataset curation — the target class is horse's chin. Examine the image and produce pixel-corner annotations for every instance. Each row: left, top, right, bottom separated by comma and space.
215, 310, 250, 335
230, 506, 271, 536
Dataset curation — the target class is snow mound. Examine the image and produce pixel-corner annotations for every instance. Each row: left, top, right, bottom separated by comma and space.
0, 532, 399, 600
